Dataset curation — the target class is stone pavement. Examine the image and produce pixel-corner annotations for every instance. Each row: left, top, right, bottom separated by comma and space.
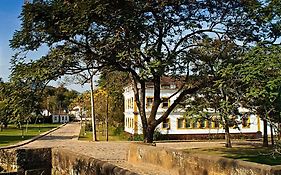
20, 122, 255, 175
21, 123, 260, 175
20, 122, 171, 175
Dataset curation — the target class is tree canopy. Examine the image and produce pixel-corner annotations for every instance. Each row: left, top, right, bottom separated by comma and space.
10, 0, 281, 142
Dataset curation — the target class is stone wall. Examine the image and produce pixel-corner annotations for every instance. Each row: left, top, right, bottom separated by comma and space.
0, 148, 52, 175
0, 172, 18, 175
16, 148, 52, 175
0, 147, 139, 175
52, 148, 138, 175
0, 149, 17, 172
128, 143, 281, 175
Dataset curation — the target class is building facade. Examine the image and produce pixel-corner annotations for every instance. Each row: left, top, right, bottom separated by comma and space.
52, 114, 69, 123
124, 81, 273, 139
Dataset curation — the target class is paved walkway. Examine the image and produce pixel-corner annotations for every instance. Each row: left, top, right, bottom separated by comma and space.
19, 123, 259, 175
20, 122, 170, 175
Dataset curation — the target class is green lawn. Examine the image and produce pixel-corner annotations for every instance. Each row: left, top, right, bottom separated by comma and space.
185, 146, 281, 165
0, 123, 60, 147
79, 124, 128, 141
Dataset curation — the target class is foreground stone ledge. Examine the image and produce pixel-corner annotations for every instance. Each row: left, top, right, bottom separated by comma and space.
0, 172, 18, 175
1, 147, 139, 175
128, 142, 281, 175
52, 148, 139, 175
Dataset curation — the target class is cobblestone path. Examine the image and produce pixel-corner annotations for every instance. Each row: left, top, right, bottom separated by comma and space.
20, 122, 170, 175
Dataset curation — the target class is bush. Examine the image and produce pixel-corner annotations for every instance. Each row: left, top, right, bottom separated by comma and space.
128, 134, 144, 141
153, 129, 163, 141
85, 123, 92, 131
113, 126, 124, 136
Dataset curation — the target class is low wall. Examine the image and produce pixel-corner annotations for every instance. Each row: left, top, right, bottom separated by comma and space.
0, 149, 17, 172
0, 147, 138, 175
128, 143, 281, 175
52, 148, 138, 175
0, 148, 51, 175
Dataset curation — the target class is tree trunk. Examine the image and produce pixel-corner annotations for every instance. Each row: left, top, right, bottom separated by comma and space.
277, 123, 281, 140
4, 122, 7, 128
263, 119, 268, 147
224, 123, 232, 148
106, 94, 109, 142
90, 75, 97, 141
144, 126, 155, 143
270, 124, 274, 146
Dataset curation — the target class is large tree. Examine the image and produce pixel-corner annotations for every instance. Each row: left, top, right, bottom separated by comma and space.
238, 45, 281, 147
11, 0, 280, 142
184, 39, 244, 147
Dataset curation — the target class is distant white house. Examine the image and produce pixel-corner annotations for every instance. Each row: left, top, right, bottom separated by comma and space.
69, 106, 88, 121
124, 77, 274, 139
52, 114, 69, 123
42, 109, 51, 117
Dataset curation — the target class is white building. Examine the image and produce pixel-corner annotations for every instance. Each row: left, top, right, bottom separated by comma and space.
52, 114, 69, 123
124, 79, 273, 139
69, 106, 84, 121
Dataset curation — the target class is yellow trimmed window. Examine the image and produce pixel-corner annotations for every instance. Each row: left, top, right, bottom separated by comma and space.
162, 118, 170, 129
242, 114, 250, 128
146, 97, 153, 108
206, 119, 212, 128
199, 118, 205, 128
162, 97, 170, 108
177, 118, 191, 129
192, 119, 198, 129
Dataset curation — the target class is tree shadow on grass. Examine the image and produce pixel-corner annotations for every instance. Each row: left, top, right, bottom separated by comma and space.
0, 135, 34, 147
197, 147, 281, 165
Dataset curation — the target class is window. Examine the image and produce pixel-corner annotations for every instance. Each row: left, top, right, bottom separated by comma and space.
199, 118, 205, 128
192, 119, 198, 128
177, 118, 185, 129
162, 118, 170, 129
206, 119, 212, 128
146, 97, 153, 108
161, 84, 171, 89
185, 118, 191, 128
162, 97, 169, 108
242, 114, 250, 128
214, 118, 220, 128
131, 97, 134, 108
177, 118, 191, 129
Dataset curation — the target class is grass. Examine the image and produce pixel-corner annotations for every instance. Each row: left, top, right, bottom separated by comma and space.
79, 123, 128, 141
185, 146, 281, 165
0, 123, 60, 147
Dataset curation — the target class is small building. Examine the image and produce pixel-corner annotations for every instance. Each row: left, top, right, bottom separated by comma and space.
69, 106, 83, 121
52, 114, 69, 123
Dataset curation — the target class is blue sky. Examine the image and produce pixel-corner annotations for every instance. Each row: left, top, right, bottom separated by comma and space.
0, 0, 22, 81
0, 0, 90, 92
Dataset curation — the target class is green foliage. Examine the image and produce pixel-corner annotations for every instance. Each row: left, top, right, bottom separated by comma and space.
113, 125, 124, 136
237, 46, 281, 119
10, 0, 281, 142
